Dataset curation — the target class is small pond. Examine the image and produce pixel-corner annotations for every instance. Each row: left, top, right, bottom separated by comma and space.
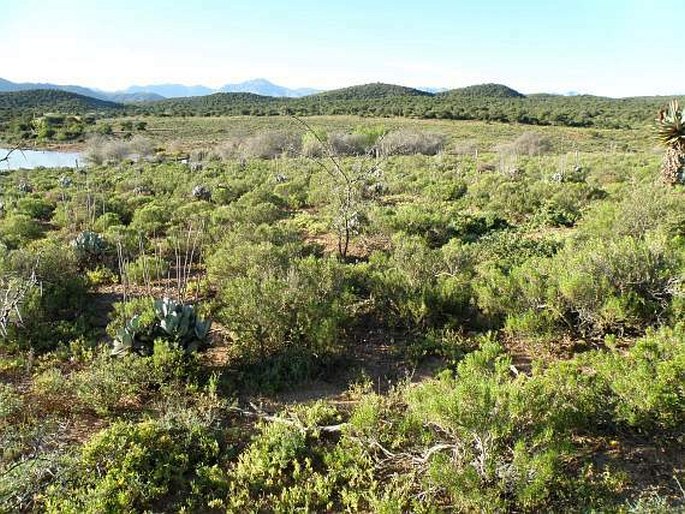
0, 147, 83, 170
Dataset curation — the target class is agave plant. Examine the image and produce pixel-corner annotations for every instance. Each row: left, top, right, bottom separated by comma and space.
191, 184, 212, 201
656, 100, 685, 185
17, 181, 33, 194
58, 175, 73, 188
71, 231, 107, 265
112, 298, 211, 356
154, 298, 211, 352
111, 315, 143, 356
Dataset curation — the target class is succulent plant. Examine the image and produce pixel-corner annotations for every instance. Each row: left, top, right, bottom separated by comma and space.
191, 184, 212, 201
154, 298, 211, 351
58, 175, 73, 188
111, 315, 142, 356
133, 185, 154, 196
112, 298, 212, 356
71, 231, 107, 264
656, 100, 685, 185
17, 181, 33, 194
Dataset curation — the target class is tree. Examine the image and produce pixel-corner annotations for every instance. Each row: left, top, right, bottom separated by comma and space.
292, 116, 384, 259
655, 100, 685, 185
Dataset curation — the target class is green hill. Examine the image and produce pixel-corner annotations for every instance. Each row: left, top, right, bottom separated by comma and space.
152, 92, 281, 115
442, 83, 525, 98
0, 89, 123, 117
312, 83, 434, 101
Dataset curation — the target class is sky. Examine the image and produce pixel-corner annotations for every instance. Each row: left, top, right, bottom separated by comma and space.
1, 0, 683, 97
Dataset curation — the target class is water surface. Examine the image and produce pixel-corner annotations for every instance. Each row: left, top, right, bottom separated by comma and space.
0, 147, 83, 170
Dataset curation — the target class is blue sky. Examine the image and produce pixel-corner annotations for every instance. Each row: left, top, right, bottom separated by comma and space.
1, 0, 683, 96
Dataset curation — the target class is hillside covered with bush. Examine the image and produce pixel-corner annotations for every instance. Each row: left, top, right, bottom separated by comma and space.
2, 84, 685, 142
1, 111, 684, 512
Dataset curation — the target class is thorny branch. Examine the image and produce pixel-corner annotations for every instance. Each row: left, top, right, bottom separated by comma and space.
0, 146, 26, 169
0, 271, 39, 337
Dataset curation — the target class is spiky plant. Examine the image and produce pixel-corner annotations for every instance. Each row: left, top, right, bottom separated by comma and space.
656, 100, 685, 185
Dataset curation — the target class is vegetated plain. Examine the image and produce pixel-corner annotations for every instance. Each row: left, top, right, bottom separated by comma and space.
0, 83, 684, 513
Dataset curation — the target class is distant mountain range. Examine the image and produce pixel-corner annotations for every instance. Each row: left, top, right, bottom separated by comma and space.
0, 78, 164, 103
0, 77, 323, 102
218, 79, 319, 98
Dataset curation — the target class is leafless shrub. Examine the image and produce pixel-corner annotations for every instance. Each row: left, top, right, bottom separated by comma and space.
240, 130, 302, 159
450, 139, 479, 156
551, 152, 585, 183
328, 132, 370, 156
189, 148, 209, 163
493, 132, 549, 177
127, 136, 155, 160
166, 140, 186, 156
377, 130, 445, 156
212, 138, 242, 160
293, 116, 383, 259
302, 135, 325, 158
477, 162, 496, 173
496, 131, 552, 157
497, 149, 521, 177
0, 270, 38, 338
83, 135, 154, 165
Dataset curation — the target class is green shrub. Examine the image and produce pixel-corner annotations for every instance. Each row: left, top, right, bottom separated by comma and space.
593, 326, 685, 432
216, 255, 352, 366
224, 403, 344, 512
124, 254, 169, 285
0, 383, 23, 419
129, 202, 172, 236
476, 234, 682, 338
44, 418, 220, 513
70, 351, 153, 416
3, 239, 89, 351
207, 230, 352, 384
15, 196, 54, 221
85, 266, 118, 287
365, 234, 472, 329
93, 211, 123, 232
0, 214, 43, 248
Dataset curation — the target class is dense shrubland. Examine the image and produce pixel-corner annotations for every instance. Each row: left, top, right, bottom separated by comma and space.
1, 116, 684, 512
3, 86, 685, 146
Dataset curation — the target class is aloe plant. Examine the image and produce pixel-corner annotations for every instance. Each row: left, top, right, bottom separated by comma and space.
656, 100, 685, 185
154, 298, 212, 351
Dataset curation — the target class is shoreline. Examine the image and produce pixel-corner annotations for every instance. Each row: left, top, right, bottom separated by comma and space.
0, 141, 86, 152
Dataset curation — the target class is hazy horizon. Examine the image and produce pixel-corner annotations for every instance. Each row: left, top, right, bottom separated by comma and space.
2, 0, 684, 97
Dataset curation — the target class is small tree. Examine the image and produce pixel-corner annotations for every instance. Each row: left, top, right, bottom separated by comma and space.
292, 116, 384, 259
656, 100, 685, 185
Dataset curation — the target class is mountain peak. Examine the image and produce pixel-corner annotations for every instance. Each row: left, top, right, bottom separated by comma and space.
219, 79, 319, 97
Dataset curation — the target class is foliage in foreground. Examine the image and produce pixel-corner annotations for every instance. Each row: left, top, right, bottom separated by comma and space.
35, 327, 685, 513
1, 116, 684, 512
